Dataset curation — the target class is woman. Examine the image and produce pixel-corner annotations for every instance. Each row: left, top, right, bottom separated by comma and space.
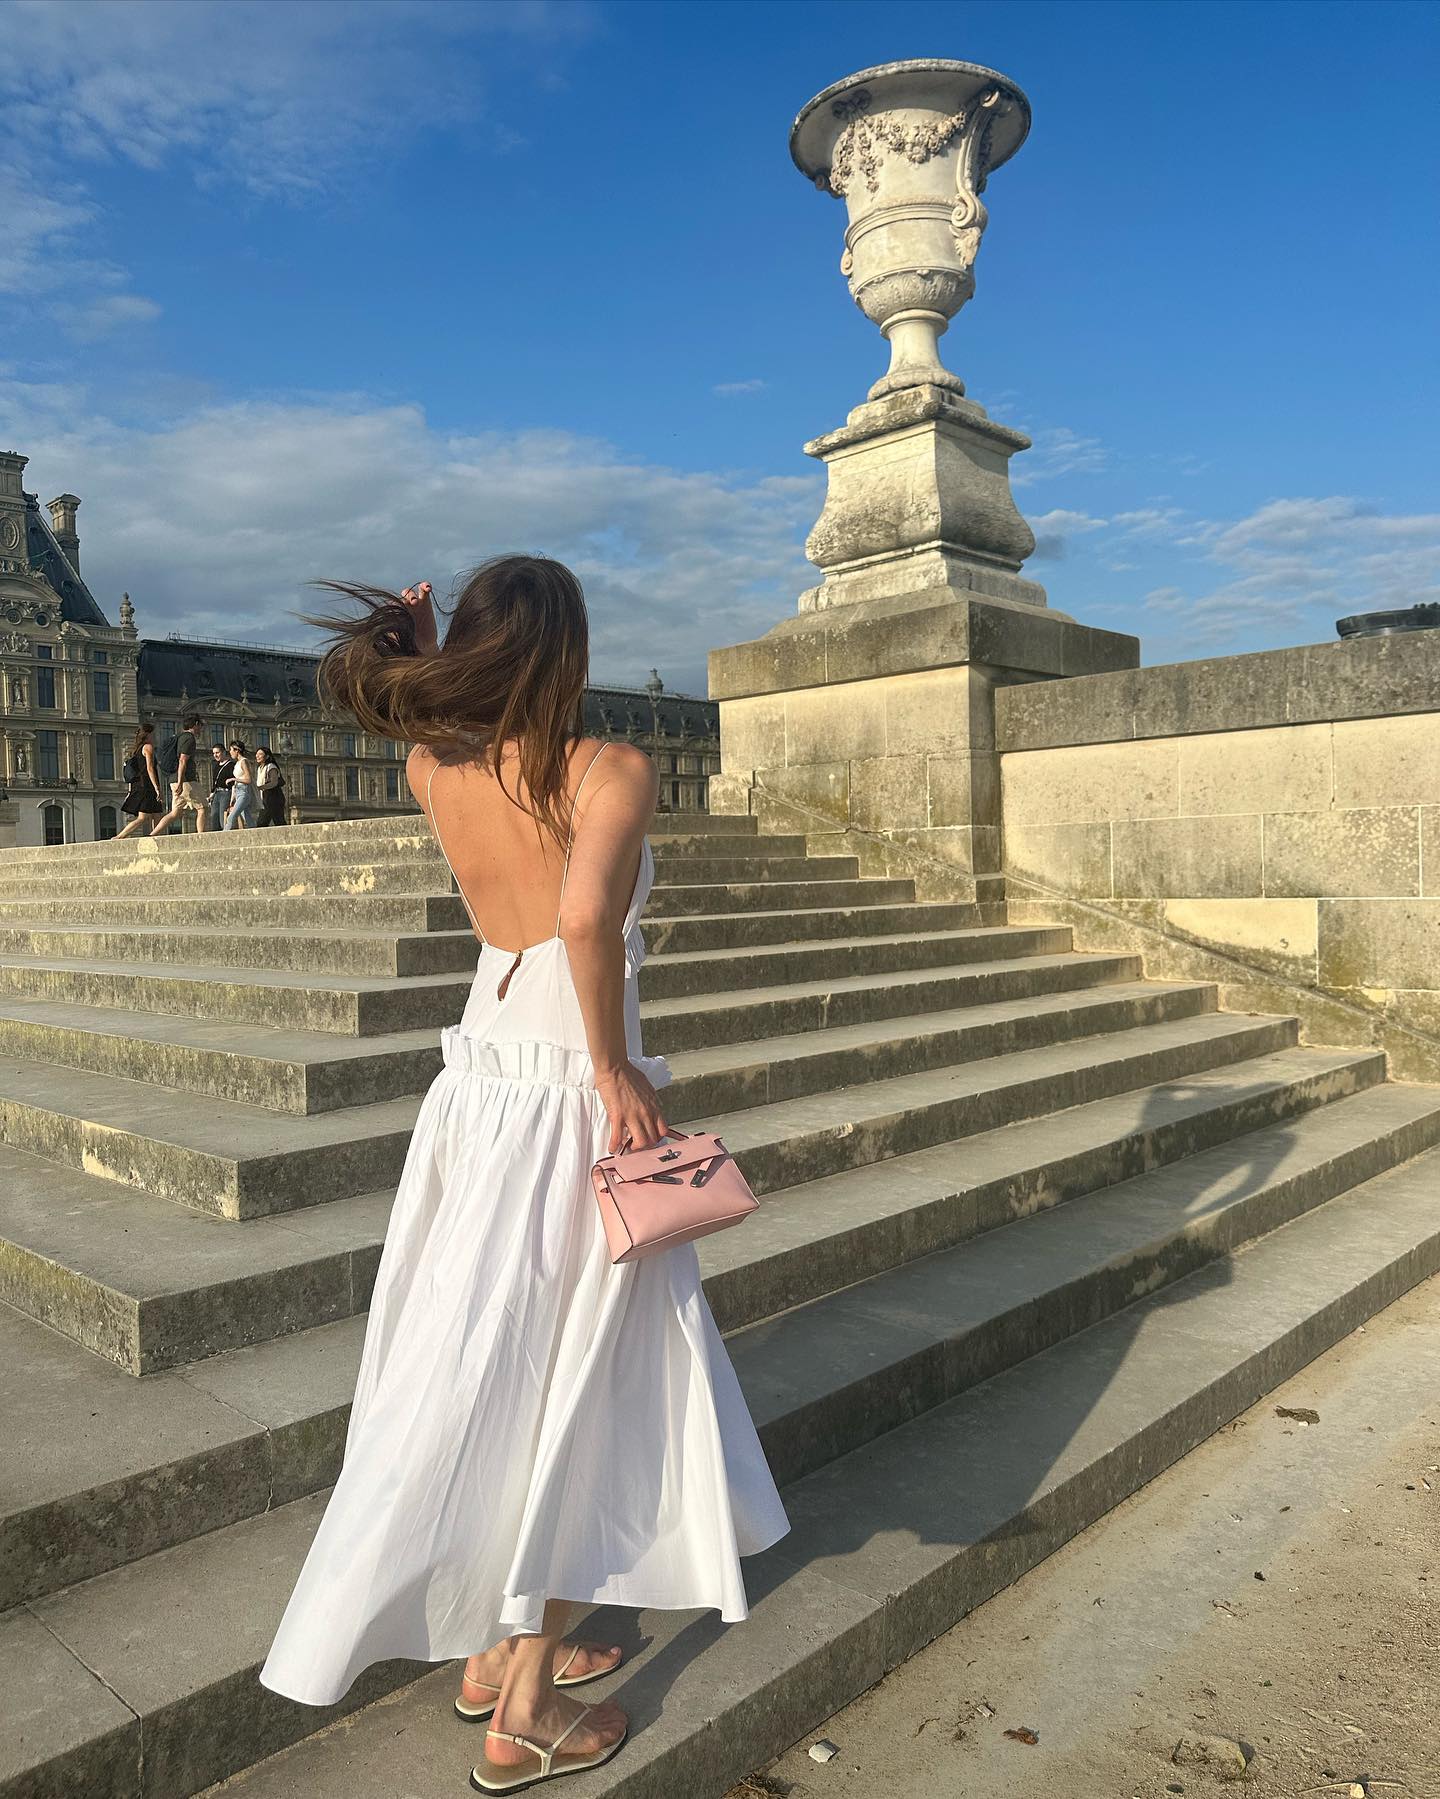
260, 560, 787, 1789
224, 740, 257, 829
254, 746, 286, 826
115, 722, 162, 838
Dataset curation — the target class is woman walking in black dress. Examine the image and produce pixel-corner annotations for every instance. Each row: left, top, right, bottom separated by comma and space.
254, 746, 287, 827
115, 722, 162, 839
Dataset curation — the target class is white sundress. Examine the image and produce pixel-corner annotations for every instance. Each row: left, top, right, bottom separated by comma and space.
260, 747, 790, 1707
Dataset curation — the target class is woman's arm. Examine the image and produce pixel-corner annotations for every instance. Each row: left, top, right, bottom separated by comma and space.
558, 743, 667, 1152
142, 743, 158, 783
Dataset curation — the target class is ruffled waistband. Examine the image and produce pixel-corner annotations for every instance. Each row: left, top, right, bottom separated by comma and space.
440, 1029, 671, 1092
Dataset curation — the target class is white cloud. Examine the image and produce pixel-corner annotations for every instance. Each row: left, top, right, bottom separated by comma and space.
1, 0, 592, 333
1026, 506, 1107, 561
713, 380, 767, 397
0, 386, 818, 693
1012, 425, 1108, 486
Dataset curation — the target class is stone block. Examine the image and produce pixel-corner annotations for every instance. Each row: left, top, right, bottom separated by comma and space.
784, 683, 887, 766
708, 621, 826, 702
703, 773, 754, 817
849, 755, 930, 831
1320, 899, 1440, 991
926, 753, 999, 830
1178, 724, 1332, 817
1164, 898, 1319, 981
1333, 713, 1440, 809
757, 761, 851, 828
1003, 822, 1114, 898
996, 669, 1138, 751
718, 695, 786, 775
1001, 738, 1179, 828
1264, 807, 1421, 899
882, 666, 993, 754
1112, 814, 1264, 899
1426, 809, 1440, 896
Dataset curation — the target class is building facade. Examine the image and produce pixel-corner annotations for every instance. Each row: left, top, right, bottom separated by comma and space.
0, 452, 719, 845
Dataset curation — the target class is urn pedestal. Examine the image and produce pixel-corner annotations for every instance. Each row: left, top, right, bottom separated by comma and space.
708, 60, 1138, 904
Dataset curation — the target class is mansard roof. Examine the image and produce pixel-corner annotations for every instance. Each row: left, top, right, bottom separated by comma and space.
137, 638, 321, 707
23, 492, 109, 627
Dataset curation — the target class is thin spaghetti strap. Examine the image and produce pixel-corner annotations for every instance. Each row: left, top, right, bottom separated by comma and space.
554, 742, 610, 932
426, 760, 486, 947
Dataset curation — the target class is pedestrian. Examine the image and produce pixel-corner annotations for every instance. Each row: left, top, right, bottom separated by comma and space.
254, 746, 287, 826
209, 743, 236, 832
115, 722, 163, 838
150, 712, 210, 835
260, 562, 787, 1789
224, 740, 258, 829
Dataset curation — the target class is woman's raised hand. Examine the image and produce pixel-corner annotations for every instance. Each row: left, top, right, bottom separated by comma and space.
400, 581, 440, 655
595, 1059, 670, 1154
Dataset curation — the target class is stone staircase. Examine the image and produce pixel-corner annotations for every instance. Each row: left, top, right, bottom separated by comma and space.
2, 812, 1439, 1799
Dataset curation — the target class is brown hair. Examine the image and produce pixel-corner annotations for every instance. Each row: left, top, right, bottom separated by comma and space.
307, 555, 589, 849
128, 721, 154, 756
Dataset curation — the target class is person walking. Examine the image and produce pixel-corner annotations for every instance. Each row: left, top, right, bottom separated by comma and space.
209, 743, 236, 832
115, 722, 163, 838
254, 746, 287, 826
150, 713, 210, 835
260, 560, 787, 1789
223, 741, 258, 830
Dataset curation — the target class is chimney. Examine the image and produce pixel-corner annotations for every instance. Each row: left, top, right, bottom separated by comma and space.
0, 453, 26, 565
48, 493, 81, 572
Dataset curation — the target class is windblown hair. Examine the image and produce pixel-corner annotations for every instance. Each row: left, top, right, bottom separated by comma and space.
307, 555, 589, 849
128, 721, 154, 757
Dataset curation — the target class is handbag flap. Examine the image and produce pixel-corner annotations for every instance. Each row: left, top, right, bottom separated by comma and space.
605, 1132, 727, 1183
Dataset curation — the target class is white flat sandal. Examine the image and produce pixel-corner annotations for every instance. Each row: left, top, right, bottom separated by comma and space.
469, 1706, 627, 1792
454, 1644, 621, 1722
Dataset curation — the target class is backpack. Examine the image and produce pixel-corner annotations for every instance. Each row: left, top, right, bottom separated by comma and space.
121, 753, 141, 784
157, 735, 182, 780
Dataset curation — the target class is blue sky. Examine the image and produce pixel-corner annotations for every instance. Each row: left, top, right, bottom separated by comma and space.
3, 0, 1436, 693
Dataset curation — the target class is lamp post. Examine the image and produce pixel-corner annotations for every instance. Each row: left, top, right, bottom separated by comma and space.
643, 668, 665, 810
64, 770, 79, 843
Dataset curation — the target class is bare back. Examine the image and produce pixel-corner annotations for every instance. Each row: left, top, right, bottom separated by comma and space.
409, 738, 648, 953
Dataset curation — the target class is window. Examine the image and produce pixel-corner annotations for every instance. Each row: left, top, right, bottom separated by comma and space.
36, 644, 52, 659
300, 729, 315, 756
42, 803, 64, 846
96, 805, 117, 840
254, 725, 271, 749
37, 666, 56, 709
37, 729, 60, 783
669, 781, 681, 808
383, 738, 398, 760
92, 671, 111, 712
95, 733, 115, 781
342, 732, 357, 759
384, 766, 400, 802
344, 766, 360, 802
303, 763, 318, 798
93, 650, 108, 665
159, 719, 177, 743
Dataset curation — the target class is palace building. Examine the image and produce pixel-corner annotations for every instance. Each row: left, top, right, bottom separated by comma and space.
0, 452, 719, 845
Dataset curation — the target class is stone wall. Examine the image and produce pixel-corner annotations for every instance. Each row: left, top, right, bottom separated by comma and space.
997, 632, 1440, 1081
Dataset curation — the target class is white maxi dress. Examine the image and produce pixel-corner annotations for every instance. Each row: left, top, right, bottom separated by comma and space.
261, 752, 790, 1707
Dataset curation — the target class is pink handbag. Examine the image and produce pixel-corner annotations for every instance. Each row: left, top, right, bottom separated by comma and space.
591, 1128, 758, 1263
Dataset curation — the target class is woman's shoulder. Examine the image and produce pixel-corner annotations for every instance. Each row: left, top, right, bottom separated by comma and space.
578, 737, 655, 787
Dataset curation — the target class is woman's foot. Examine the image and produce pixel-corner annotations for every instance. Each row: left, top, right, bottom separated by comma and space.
483, 1691, 627, 1770
460, 1639, 622, 1705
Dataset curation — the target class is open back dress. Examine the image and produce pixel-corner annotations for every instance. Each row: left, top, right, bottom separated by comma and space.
260, 745, 789, 1707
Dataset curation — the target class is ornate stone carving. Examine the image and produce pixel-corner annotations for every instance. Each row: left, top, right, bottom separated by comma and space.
791, 60, 1030, 401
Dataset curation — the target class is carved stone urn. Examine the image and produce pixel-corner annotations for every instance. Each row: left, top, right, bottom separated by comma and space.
791, 59, 1030, 401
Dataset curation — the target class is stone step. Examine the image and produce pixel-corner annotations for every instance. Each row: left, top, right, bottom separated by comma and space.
0, 810, 748, 869
9, 1131, 1440, 1798
173, 1145, 1440, 1799
0, 1008, 1298, 1220
0, 1039, 1383, 1381
0, 945, 1134, 1043
640, 924, 1074, 1000
0, 891, 473, 931
0, 922, 478, 978
0, 963, 1202, 1117
645, 876, 915, 916
0, 837, 809, 899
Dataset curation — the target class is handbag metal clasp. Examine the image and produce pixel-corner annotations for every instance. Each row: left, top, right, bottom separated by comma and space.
658, 1147, 681, 1162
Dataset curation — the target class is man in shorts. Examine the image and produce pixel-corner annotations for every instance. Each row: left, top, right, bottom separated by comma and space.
151, 713, 210, 834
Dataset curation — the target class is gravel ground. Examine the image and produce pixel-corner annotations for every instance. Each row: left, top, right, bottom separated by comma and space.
729, 1273, 1440, 1799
